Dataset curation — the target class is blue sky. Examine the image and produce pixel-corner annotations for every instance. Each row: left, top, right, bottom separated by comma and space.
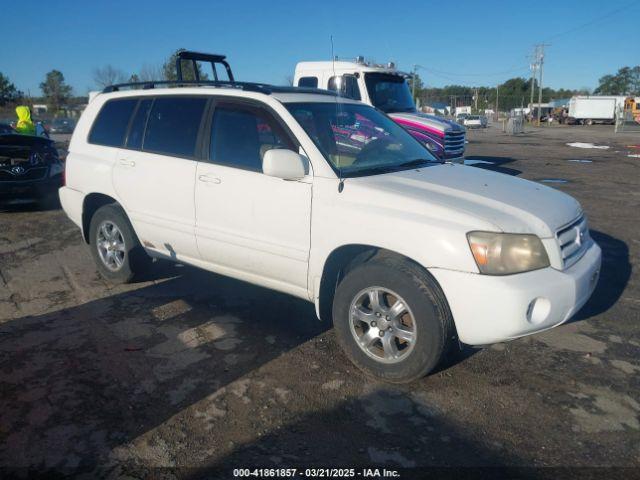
2, 0, 639, 96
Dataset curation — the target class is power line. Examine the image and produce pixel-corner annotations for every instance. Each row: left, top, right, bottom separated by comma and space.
419, 64, 530, 78
543, 0, 640, 42
414, 0, 639, 86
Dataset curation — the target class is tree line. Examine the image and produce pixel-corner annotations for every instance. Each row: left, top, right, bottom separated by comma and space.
413, 75, 588, 112
414, 64, 640, 112
92, 49, 212, 88
0, 49, 207, 115
2, 56, 638, 115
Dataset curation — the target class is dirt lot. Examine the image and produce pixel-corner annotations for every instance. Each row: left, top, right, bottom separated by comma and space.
1, 125, 639, 478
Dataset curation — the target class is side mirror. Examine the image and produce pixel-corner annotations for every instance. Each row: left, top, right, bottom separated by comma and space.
262, 149, 308, 180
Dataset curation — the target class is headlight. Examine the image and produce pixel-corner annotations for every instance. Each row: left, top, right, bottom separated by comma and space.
424, 141, 440, 152
467, 231, 550, 275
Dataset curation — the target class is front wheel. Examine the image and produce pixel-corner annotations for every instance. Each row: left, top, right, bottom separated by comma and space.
89, 204, 151, 283
332, 255, 454, 383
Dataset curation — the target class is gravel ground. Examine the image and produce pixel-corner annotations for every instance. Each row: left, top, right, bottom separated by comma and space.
0, 124, 638, 478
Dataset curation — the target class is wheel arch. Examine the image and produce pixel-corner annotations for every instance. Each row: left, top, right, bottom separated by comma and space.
317, 244, 448, 324
82, 193, 120, 243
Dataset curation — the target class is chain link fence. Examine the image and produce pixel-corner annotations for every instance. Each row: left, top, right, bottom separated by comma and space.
615, 105, 640, 133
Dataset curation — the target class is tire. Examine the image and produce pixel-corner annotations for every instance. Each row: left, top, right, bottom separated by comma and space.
332, 254, 454, 383
88, 203, 151, 283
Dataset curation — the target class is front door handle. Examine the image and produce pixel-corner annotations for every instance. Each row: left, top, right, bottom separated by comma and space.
198, 174, 221, 184
119, 159, 135, 167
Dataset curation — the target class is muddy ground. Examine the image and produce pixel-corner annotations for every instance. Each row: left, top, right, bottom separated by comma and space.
0, 125, 639, 478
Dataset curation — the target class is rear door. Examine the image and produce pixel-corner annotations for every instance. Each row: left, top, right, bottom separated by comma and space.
112, 95, 208, 261
194, 100, 312, 296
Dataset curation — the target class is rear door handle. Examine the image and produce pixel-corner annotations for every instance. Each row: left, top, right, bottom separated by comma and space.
119, 159, 135, 167
198, 174, 221, 184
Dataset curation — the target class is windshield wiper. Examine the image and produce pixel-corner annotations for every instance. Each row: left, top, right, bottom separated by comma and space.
397, 158, 438, 168
347, 159, 437, 178
346, 164, 399, 177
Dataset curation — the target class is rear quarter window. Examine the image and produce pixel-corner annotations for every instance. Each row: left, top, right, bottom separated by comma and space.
88, 98, 138, 147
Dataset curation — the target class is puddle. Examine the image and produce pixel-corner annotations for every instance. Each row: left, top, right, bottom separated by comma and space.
463, 159, 494, 166
539, 178, 569, 184
567, 159, 592, 163
566, 142, 609, 149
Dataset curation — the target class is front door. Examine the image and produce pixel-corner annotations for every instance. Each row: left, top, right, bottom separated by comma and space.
194, 101, 312, 296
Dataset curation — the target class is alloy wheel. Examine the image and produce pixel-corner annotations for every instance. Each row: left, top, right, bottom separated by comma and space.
349, 287, 417, 364
96, 221, 126, 271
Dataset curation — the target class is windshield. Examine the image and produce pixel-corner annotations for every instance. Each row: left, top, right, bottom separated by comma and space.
285, 102, 439, 177
364, 73, 416, 113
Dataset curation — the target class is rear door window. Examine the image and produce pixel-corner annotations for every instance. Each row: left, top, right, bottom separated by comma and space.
125, 98, 153, 150
89, 98, 138, 147
143, 96, 207, 158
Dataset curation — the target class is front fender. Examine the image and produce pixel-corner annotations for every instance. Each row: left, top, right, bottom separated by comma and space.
307, 177, 488, 303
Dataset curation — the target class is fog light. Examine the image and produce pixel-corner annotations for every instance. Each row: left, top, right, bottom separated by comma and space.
526, 297, 551, 325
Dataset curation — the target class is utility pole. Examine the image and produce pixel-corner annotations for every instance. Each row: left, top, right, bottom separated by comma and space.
529, 48, 538, 121
495, 85, 499, 122
535, 44, 550, 126
412, 64, 417, 100
474, 88, 478, 112
411, 64, 424, 103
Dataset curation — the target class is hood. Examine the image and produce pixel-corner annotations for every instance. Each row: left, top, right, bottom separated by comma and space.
15, 106, 31, 123
0, 133, 53, 148
389, 112, 464, 137
346, 164, 581, 238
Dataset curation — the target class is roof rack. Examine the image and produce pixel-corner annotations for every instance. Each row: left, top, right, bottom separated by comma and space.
101, 50, 339, 97
103, 80, 274, 94
102, 80, 339, 97
176, 50, 234, 82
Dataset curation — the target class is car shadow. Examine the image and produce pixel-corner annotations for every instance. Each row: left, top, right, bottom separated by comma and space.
571, 230, 631, 322
0, 266, 328, 473
0, 197, 61, 213
187, 390, 533, 479
462, 156, 522, 176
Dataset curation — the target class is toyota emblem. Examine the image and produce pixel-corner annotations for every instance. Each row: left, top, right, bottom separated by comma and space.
11, 165, 25, 175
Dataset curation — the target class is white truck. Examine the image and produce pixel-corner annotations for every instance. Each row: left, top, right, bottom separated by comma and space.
293, 58, 465, 162
568, 96, 627, 125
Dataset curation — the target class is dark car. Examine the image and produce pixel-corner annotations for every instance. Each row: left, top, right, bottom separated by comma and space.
49, 117, 76, 134
0, 134, 63, 207
0, 123, 14, 134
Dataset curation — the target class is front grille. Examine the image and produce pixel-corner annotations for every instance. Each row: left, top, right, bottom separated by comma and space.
0, 167, 48, 182
444, 130, 465, 155
557, 215, 590, 269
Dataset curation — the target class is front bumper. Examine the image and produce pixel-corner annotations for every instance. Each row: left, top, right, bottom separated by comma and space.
430, 240, 602, 345
0, 175, 62, 201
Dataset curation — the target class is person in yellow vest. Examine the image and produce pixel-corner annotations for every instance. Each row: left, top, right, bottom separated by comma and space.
15, 106, 36, 135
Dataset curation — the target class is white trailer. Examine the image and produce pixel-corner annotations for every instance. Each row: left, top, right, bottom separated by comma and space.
568, 96, 626, 125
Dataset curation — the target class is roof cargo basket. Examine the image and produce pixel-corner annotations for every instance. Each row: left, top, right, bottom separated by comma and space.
176, 50, 234, 82
101, 50, 339, 97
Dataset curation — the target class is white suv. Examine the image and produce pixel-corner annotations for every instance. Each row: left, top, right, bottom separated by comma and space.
60, 81, 601, 383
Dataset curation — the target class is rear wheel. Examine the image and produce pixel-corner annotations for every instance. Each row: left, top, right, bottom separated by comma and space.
89, 204, 150, 283
332, 254, 454, 383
